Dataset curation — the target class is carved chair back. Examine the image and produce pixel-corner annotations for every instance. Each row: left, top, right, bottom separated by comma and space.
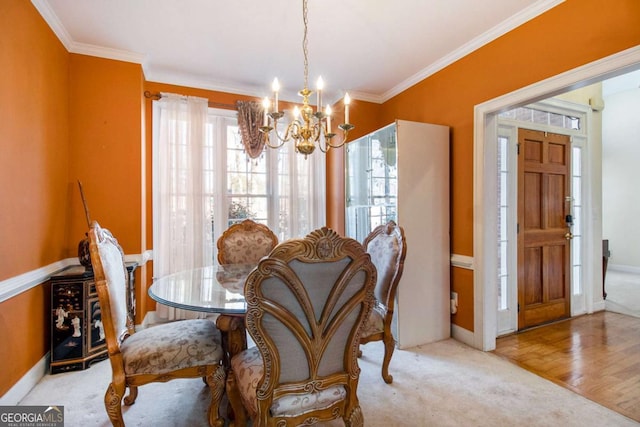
216, 219, 278, 265
363, 220, 406, 317
358, 220, 406, 384
88, 221, 135, 362
243, 227, 376, 426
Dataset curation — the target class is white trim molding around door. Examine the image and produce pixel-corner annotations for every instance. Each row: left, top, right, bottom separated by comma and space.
473, 45, 640, 352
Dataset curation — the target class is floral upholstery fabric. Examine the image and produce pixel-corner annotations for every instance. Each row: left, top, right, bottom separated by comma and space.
359, 305, 385, 338
220, 230, 277, 265
359, 232, 400, 339
366, 233, 400, 304
231, 347, 347, 418
121, 319, 223, 376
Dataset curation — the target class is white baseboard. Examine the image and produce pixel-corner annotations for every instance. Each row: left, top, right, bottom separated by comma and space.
451, 323, 475, 347
591, 300, 606, 313
0, 353, 49, 405
608, 263, 640, 274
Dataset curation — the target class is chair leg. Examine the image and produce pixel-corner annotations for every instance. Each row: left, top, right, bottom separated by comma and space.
205, 364, 226, 427
123, 385, 138, 405
382, 334, 395, 384
226, 369, 248, 427
104, 381, 126, 427
346, 404, 364, 427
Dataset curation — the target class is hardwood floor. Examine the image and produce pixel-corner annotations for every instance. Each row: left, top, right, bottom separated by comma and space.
493, 311, 640, 422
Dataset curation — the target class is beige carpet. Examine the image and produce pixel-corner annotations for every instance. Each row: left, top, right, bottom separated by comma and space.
19, 339, 637, 426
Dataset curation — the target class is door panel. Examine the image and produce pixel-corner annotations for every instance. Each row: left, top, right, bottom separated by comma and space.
518, 129, 571, 329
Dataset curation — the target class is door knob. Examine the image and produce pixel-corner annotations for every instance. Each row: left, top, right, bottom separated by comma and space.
565, 232, 574, 240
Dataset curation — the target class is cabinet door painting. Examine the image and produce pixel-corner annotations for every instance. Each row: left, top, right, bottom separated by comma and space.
51, 282, 84, 362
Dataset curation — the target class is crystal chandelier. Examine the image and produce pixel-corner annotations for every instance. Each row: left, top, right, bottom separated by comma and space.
259, 0, 354, 157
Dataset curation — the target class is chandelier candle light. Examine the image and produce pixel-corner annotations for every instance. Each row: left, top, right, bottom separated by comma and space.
259, 0, 354, 157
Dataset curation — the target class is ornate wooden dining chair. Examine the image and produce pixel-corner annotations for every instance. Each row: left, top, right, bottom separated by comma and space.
358, 220, 407, 384
216, 219, 278, 265
225, 227, 376, 427
88, 221, 226, 427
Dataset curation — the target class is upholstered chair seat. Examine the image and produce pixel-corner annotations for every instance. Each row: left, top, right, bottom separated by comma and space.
359, 305, 385, 338
231, 347, 347, 421
121, 319, 223, 376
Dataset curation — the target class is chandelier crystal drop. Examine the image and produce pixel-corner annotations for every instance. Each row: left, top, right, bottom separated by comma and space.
259, 0, 354, 157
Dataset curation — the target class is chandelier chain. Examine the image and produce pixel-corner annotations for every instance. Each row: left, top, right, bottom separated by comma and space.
302, 0, 309, 90
260, 0, 354, 157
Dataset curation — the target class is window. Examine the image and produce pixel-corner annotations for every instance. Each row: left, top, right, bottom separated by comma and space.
571, 145, 583, 296
497, 135, 510, 311
153, 99, 325, 273
499, 107, 581, 130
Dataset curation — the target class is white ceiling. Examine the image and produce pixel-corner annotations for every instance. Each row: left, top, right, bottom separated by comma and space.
32, 0, 563, 104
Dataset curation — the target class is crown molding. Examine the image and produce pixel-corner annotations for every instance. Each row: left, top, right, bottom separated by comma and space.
348, 90, 385, 104
379, 0, 565, 103
32, 0, 565, 104
145, 71, 265, 100
31, 0, 72, 51
71, 41, 146, 65
31, 0, 145, 65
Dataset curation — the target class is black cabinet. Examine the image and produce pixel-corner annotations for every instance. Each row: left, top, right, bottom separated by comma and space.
50, 262, 138, 374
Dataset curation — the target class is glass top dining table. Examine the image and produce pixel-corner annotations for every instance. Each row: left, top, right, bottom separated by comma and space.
148, 264, 256, 315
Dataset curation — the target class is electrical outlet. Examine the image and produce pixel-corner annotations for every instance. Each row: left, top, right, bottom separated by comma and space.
450, 292, 458, 314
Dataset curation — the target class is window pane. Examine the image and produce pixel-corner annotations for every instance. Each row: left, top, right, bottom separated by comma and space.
572, 177, 581, 205
573, 265, 582, 295
572, 235, 582, 265
499, 275, 508, 310
573, 206, 582, 233
572, 147, 581, 175
500, 172, 508, 206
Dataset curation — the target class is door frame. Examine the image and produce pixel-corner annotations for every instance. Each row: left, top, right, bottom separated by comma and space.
496, 101, 589, 335
471, 45, 640, 351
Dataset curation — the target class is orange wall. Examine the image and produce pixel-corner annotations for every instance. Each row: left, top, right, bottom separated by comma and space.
1, 3, 147, 396
0, 1, 70, 279
0, 1, 70, 396
67, 54, 147, 326
68, 55, 144, 255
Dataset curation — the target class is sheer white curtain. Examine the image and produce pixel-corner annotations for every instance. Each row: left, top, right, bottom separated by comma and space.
153, 93, 213, 320
272, 143, 326, 240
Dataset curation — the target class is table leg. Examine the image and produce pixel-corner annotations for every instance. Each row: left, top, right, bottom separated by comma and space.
215, 314, 247, 367
215, 314, 247, 423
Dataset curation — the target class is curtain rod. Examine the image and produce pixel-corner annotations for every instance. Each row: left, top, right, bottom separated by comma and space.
143, 91, 237, 110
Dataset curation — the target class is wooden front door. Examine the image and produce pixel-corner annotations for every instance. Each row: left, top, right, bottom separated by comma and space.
518, 129, 571, 329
